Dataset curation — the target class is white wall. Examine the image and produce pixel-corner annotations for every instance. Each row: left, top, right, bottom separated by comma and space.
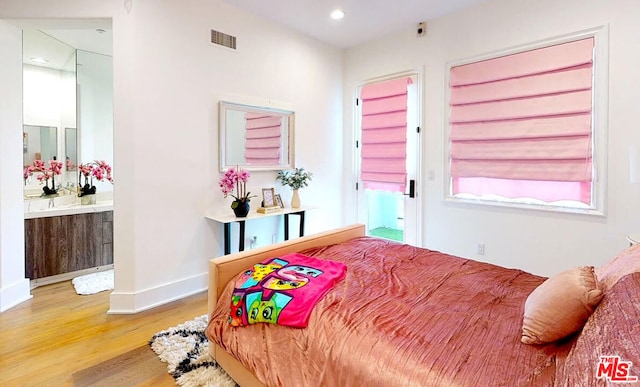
0, 20, 31, 312
0, 0, 343, 313
108, 0, 343, 313
343, 0, 640, 276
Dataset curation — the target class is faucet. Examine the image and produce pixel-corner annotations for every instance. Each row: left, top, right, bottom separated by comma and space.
62, 182, 76, 195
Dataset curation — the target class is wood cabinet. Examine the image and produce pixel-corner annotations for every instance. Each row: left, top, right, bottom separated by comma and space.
25, 211, 113, 279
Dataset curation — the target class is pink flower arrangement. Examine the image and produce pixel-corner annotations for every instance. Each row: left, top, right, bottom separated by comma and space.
23, 159, 64, 195
219, 167, 255, 203
78, 160, 113, 197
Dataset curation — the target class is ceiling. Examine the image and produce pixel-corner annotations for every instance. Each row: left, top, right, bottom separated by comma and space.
222, 0, 487, 48
42, 28, 113, 57
16, 0, 486, 69
12, 19, 112, 71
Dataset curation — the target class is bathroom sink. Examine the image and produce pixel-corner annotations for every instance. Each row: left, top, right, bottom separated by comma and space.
24, 195, 108, 212
25, 191, 114, 219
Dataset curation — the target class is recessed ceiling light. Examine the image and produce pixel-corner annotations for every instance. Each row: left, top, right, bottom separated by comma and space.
330, 9, 345, 20
30, 57, 48, 64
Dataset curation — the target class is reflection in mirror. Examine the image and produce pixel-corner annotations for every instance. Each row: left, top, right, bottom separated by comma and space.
21, 23, 113, 195
23, 125, 57, 166
219, 101, 295, 171
22, 28, 76, 190
65, 127, 77, 170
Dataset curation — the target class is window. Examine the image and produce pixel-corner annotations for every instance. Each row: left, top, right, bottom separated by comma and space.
446, 27, 608, 214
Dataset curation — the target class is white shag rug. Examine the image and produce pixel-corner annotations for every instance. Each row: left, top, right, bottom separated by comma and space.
72, 269, 114, 295
149, 314, 238, 387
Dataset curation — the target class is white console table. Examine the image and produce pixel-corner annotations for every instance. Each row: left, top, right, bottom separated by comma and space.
205, 205, 315, 254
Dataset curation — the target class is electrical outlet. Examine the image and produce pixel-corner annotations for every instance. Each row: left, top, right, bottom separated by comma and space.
477, 243, 485, 255
249, 236, 257, 249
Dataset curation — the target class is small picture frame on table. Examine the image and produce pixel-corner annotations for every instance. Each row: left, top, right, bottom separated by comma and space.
275, 194, 284, 208
262, 188, 277, 208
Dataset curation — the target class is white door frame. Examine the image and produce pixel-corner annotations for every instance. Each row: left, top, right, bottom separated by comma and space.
354, 68, 423, 246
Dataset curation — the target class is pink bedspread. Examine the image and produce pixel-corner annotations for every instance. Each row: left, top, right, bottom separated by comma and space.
207, 237, 573, 386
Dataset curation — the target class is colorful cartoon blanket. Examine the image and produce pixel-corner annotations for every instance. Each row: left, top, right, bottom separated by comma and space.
229, 253, 347, 328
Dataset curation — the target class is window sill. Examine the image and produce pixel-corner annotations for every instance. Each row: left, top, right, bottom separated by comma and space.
445, 195, 605, 217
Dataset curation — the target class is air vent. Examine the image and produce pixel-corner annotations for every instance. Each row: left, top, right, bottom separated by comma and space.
211, 29, 236, 50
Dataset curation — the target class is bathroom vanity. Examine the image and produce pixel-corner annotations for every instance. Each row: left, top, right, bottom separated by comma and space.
24, 194, 113, 284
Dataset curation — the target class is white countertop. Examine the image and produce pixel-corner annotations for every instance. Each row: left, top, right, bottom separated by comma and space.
24, 193, 114, 219
25, 201, 113, 219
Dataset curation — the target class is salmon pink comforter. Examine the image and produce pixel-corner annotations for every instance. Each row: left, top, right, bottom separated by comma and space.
206, 237, 580, 386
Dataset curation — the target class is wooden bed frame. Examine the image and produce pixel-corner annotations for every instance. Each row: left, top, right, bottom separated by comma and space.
207, 224, 365, 386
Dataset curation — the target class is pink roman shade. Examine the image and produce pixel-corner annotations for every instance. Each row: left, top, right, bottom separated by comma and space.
244, 113, 282, 165
449, 38, 594, 204
361, 77, 412, 192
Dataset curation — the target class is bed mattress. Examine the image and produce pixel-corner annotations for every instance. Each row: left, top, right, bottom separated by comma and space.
206, 236, 566, 386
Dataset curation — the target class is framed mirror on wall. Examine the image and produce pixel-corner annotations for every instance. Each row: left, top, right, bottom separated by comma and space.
219, 101, 295, 172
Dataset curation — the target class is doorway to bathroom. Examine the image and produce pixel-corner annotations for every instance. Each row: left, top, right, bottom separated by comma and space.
19, 19, 114, 293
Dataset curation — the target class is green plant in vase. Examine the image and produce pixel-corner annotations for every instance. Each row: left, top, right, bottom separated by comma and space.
276, 167, 312, 208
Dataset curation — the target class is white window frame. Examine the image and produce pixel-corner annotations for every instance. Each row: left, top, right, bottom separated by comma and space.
443, 25, 609, 216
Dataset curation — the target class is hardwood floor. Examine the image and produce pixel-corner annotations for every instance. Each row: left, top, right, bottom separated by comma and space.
0, 280, 208, 386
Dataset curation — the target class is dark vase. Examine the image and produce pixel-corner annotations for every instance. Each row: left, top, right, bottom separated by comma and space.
232, 200, 250, 217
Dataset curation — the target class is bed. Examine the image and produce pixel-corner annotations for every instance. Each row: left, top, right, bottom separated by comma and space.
206, 224, 640, 386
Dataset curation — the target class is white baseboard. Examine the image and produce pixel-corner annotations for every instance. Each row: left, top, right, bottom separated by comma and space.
108, 272, 207, 314
30, 264, 114, 289
0, 278, 32, 313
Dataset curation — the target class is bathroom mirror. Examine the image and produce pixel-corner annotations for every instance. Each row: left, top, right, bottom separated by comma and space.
23, 125, 58, 166
20, 21, 113, 193
219, 101, 295, 171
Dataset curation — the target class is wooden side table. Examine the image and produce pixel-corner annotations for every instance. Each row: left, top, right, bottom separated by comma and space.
206, 206, 315, 254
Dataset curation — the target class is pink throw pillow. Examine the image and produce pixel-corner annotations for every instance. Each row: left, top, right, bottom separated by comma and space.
521, 266, 603, 345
